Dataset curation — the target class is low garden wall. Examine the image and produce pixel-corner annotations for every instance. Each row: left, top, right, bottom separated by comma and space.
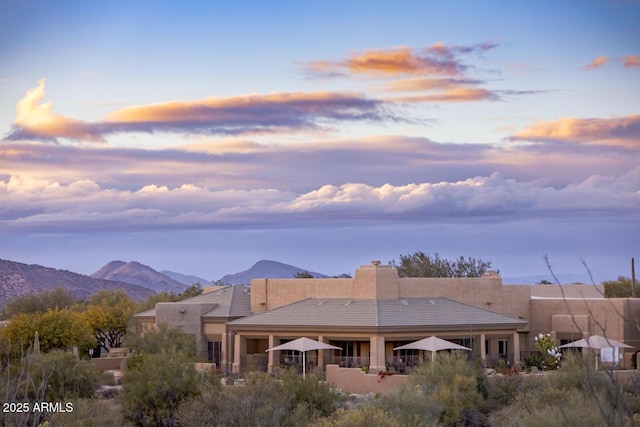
325, 365, 410, 395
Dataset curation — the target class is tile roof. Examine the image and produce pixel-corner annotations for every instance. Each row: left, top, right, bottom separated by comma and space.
228, 297, 527, 331
133, 285, 252, 320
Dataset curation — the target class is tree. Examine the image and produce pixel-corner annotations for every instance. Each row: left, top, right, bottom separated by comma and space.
2, 309, 96, 356
391, 251, 495, 278
3, 288, 81, 318
603, 276, 638, 298
84, 289, 137, 352
294, 271, 314, 279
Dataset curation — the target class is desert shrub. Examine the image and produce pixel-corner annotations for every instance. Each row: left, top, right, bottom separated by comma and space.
121, 351, 201, 427
375, 386, 442, 426
220, 372, 291, 427
125, 323, 196, 357
521, 353, 544, 371
490, 387, 609, 427
281, 372, 344, 418
49, 398, 130, 427
491, 353, 634, 426
310, 405, 401, 427
410, 352, 486, 426
176, 385, 225, 427
33, 350, 101, 401
489, 374, 527, 407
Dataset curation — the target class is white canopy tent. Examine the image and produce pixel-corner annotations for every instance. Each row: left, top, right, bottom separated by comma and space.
394, 336, 472, 362
559, 334, 633, 369
266, 337, 341, 377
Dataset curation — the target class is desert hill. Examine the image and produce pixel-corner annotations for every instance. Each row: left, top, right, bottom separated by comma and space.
91, 260, 189, 293
0, 258, 154, 307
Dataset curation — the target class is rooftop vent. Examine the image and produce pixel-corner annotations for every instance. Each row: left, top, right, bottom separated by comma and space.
344, 300, 353, 306
401, 300, 409, 306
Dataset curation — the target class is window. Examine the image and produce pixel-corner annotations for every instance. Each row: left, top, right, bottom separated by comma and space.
498, 339, 508, 356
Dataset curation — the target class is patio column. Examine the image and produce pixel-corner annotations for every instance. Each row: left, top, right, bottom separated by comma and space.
480, 333, 486, 364
222, 332, 232, 371
317, 335, 326, 368
232, 334, 246, 374
267, 335, 276, 373
369, 335, 386, 373
512, 332, 521, 366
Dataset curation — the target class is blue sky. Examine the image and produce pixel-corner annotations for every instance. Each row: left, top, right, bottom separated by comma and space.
1, 1, 638, 282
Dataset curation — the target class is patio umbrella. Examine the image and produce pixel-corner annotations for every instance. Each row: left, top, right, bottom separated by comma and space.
266, 337, 341, 378
394, 336, 472, 362
559, 335, 633, 369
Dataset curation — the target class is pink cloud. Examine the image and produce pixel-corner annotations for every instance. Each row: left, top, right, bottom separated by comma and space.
623, 55, 640, 68
584, 56, 609, 70
304, 42, 497, 78
4, 81, 401, 142
510, 115, 640, 148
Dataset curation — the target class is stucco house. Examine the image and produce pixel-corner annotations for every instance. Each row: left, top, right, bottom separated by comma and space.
134, 261, 640, 374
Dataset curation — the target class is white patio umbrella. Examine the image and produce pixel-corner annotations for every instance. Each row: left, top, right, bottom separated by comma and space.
394, 336, 472, 362
266, 337, 341, 378
559, 335, 633, 369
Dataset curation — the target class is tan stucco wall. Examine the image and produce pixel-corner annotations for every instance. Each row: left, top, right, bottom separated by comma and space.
326, 364, 409, 395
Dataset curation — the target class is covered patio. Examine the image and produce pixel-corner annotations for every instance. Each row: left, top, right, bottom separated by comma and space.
228, 297, 528, 374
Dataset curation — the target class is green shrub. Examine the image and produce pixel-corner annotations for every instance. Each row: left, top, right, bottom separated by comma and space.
310, 405, 401, 427
521, 353, 544, 371
410, 352, 486, 426
121, 351, 201, 427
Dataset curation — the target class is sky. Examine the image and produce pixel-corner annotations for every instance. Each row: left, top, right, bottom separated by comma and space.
0, 0, 638, 283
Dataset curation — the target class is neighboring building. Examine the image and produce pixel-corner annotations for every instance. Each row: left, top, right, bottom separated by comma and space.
135, 261, 640, 373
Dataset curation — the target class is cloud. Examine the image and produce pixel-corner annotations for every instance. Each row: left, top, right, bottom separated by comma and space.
4, 81, 402, 142
379, 77, 484, 92
584, 56, 609, 70
6, 79, 105, 142
1, 166, 637, 234
305, 42, 497, 78
623, 55, 640, 68
509, 115, 640, 148
391, 87, 500, 103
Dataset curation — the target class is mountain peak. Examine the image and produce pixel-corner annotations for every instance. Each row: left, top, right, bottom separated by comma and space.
217, 260, 328, 285
92, 260, 188, 293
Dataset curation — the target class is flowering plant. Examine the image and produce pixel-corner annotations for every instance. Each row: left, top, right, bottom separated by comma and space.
534, 333, 561, 369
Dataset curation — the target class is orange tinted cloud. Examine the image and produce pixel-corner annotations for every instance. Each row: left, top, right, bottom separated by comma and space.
306, 45, 469, 77
510, 115, 640, 148
623, 55, 640, 68
379, 77, 483, 92
392, 87, 499, 103
4, 81, 398, 142
584, 56, 609, 70
8, 79, 103, 142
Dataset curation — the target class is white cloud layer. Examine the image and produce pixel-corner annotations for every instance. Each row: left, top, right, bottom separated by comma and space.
1, 166, 637, 234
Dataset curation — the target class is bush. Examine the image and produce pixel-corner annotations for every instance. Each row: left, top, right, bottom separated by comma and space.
34, 350, 101, 401
121, 351, 201, 427
310, 405, 401, 427
521, 353, 544, 371
49, 398, 129, 427
410, 352, 486, 426
282, 372, 344, 418
376, 386, 442, 426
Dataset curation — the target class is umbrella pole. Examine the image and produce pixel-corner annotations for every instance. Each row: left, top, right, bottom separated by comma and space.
303, 351, 306, 378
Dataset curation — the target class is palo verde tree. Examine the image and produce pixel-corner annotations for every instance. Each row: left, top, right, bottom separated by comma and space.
84, 289, 137, 352
391, 251, 495, 278
603, 276, 638, 298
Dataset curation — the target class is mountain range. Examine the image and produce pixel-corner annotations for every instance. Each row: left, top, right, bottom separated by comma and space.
91, 261, 190, 293
0, 258, 155, 308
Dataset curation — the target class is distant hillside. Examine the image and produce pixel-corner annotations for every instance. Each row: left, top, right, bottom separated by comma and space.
161, 270, 211, 287
0, 258, 154, 307
92, 261, 188, 293
217, 260, 330, 285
